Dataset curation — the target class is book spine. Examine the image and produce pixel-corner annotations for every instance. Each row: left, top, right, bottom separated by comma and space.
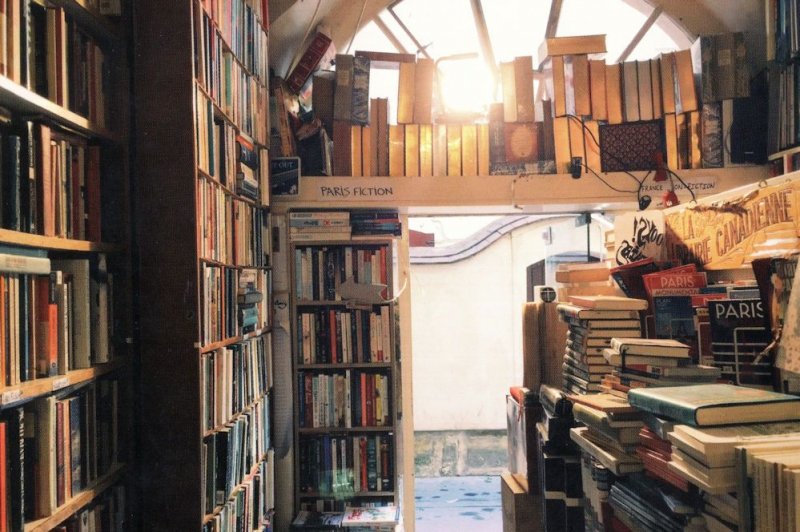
627, 392, 696, 425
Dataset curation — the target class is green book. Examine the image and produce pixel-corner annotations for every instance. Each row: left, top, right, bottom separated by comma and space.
627, 384, 800, 426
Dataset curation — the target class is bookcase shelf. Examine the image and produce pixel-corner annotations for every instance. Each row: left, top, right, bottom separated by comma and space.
291, 235, 401, 514
0, 76, 118, 141
48, 0, 123, 43
135, 1, 273, 529
0, 357, 127, 409
0, 228, 122, 253
24, 463, 126, 532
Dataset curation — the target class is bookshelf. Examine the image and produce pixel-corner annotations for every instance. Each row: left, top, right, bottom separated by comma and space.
0, 0, 134, 529
289, 232, 402, 516
134, 0, 274, 530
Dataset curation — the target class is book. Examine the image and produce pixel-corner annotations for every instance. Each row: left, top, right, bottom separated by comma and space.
341, 505, 399, 527
555, 262, 610, 284
557, 303, 639, 320
603, 348, 687, 368
609, 338, 691, 358
286, 32, 332, 94
627, 384, 800, 427
707, 298, 772, 388
568, 393, 639, 415
291, 510, 344, 529
567, 295, 648, 311
569, 427, 642, 476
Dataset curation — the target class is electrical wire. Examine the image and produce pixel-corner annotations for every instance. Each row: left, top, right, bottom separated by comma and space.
579, 163, 642, 194
667, 168, 697, 203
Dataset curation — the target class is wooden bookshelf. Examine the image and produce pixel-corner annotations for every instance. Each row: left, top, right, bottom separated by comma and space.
134, 1, 274, 529
0, 0, 134, 529
291, 234, 402, 514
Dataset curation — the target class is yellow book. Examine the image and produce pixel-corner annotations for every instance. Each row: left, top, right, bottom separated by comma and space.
674, 49, 698, 113
660, 52, 677, 114
650, 58, 663, 119
589, 59, 607, 121
514, 56, 535, 122
689, 111, 702, 169
622, 61, 639, 122
404, 124, 420, 176
553, 116, 571, 174
361, 125, 374, 176
350, 125, 362, 177
388, 125, 405, 177
419, 124, 433, 177
551, 56, 567, 117
676, 112, 689, 169
477, 123, 490, 176
568, 116, 585, 168
446, 125, 462, 177
637, 60, 653, 121
433, 124, 448, 176
605, 63, 623, 125
461, 124, 478, 176
501, 61, 517, 122
664, 113, 679, 170
538, 34, 607, 64
369, 99, 380, 175
414, 58, 435, 124
397, 61, 416, 124
572, 54, 591, 117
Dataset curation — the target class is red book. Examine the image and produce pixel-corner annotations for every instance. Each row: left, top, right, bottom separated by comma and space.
285, 32, 332, 93
34, 275, 57, 377
0, 276, 6, 386
0, 422, 6, 532
637, 427, 672, 457
365, 375, 375, 426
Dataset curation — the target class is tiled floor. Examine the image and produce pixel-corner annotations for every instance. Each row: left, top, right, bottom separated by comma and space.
414, 475, 503, 531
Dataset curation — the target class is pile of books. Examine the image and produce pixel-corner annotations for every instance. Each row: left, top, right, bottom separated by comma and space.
291, 505, 399, 530
289, 211, 352, 242
601, 337, 720, 397
557, 295, 647, 395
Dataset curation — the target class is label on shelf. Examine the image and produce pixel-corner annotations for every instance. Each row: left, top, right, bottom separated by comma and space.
1, 389, 22, 405
52, 377, 70, 391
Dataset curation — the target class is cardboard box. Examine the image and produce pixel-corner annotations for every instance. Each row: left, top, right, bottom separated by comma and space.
501, 471, 539, 532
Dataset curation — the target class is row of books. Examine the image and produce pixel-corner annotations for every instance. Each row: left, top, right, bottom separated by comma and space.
297, 371, 391, 429
0, 121, 103, 240
200, 265, 269, 347
197, 176, 270, 266
1, 379, 120, 526
52, 484, 126, 532
294, 245, 388, 301
768, 61, 800, 154
297, 434, 394, 496
296, 308, 392, 365
202, 398, 271, 515
202, 452, 274, 532
769, 0, 800, 63
1, 2, 109, 127
0, 251, 115, 386
195, 0, 269, 83
201, 333, 272, 432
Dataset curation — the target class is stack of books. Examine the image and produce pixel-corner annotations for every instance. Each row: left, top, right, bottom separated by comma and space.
559, 296, 647, 395
288, 211, 352, 241
579, 452, 617, 532
568, 393, 644, 477
606, 473, 705, 531
635, 424, 688, 492
350, 210, 401, 237
536, 385, 583, 531
601, 337, 720, 396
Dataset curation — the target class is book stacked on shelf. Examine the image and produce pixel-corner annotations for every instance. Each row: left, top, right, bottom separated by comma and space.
601, 337, 719, 397
635, 423, 689, 492
641, 264, 707, 347
341, 505, 399, 530
559, 296, 646, 395
350, 210, 401, 238
289, 211, 352, 242
606, 472, 704, 532
291, 509, 344, 530
534, 385, 584, 532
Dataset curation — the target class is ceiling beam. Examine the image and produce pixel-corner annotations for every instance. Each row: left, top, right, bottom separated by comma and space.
469, 0, 499, 81
616, 5, 663, 63
545, 0, 564, 38
374, 15, 410, 53
387, 4, 432, 59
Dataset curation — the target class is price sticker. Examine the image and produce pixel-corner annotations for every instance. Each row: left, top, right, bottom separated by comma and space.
53, 377, 69, 391
1, 390, 22, 405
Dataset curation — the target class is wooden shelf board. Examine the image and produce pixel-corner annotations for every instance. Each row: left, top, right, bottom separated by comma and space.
272, 166, 770, 215
769, 145, 800, 161
298, 426, 395, 434
0, 228, 121, 252
1, 358, 127, 409
199, 327, 271, 353
25, 463, 125, 532
0, 76, 118, 141
203, 392, 269, 437
297, 363, 393, 370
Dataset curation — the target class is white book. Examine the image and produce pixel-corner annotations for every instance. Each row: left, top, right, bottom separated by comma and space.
0, 252, 50, 274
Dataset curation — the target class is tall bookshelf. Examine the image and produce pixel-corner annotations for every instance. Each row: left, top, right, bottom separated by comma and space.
0, 0, 133, 530
289, 229, 401, 517
134, 0, 275, 530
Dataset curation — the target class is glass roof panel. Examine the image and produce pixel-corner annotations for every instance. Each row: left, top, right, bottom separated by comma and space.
558, 0, 648, 62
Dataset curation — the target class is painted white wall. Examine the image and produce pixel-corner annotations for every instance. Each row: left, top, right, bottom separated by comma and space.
411, 217, 606, 431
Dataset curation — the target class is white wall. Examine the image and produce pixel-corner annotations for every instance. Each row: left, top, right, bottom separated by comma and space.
411, 217, 606, 431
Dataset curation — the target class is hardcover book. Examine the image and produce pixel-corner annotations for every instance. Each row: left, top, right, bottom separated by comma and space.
627, 383, 800, 426
341, 505, 399, 527
708, 298, 772, 388
598, 120, 664, 172
567, 295, 648, 311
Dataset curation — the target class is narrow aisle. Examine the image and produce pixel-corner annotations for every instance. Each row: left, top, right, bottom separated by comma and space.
414, 476, 503, 531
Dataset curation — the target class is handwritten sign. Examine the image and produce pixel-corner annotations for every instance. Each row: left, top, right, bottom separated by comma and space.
319, 185, 396, 200
664, 179, 800, 269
